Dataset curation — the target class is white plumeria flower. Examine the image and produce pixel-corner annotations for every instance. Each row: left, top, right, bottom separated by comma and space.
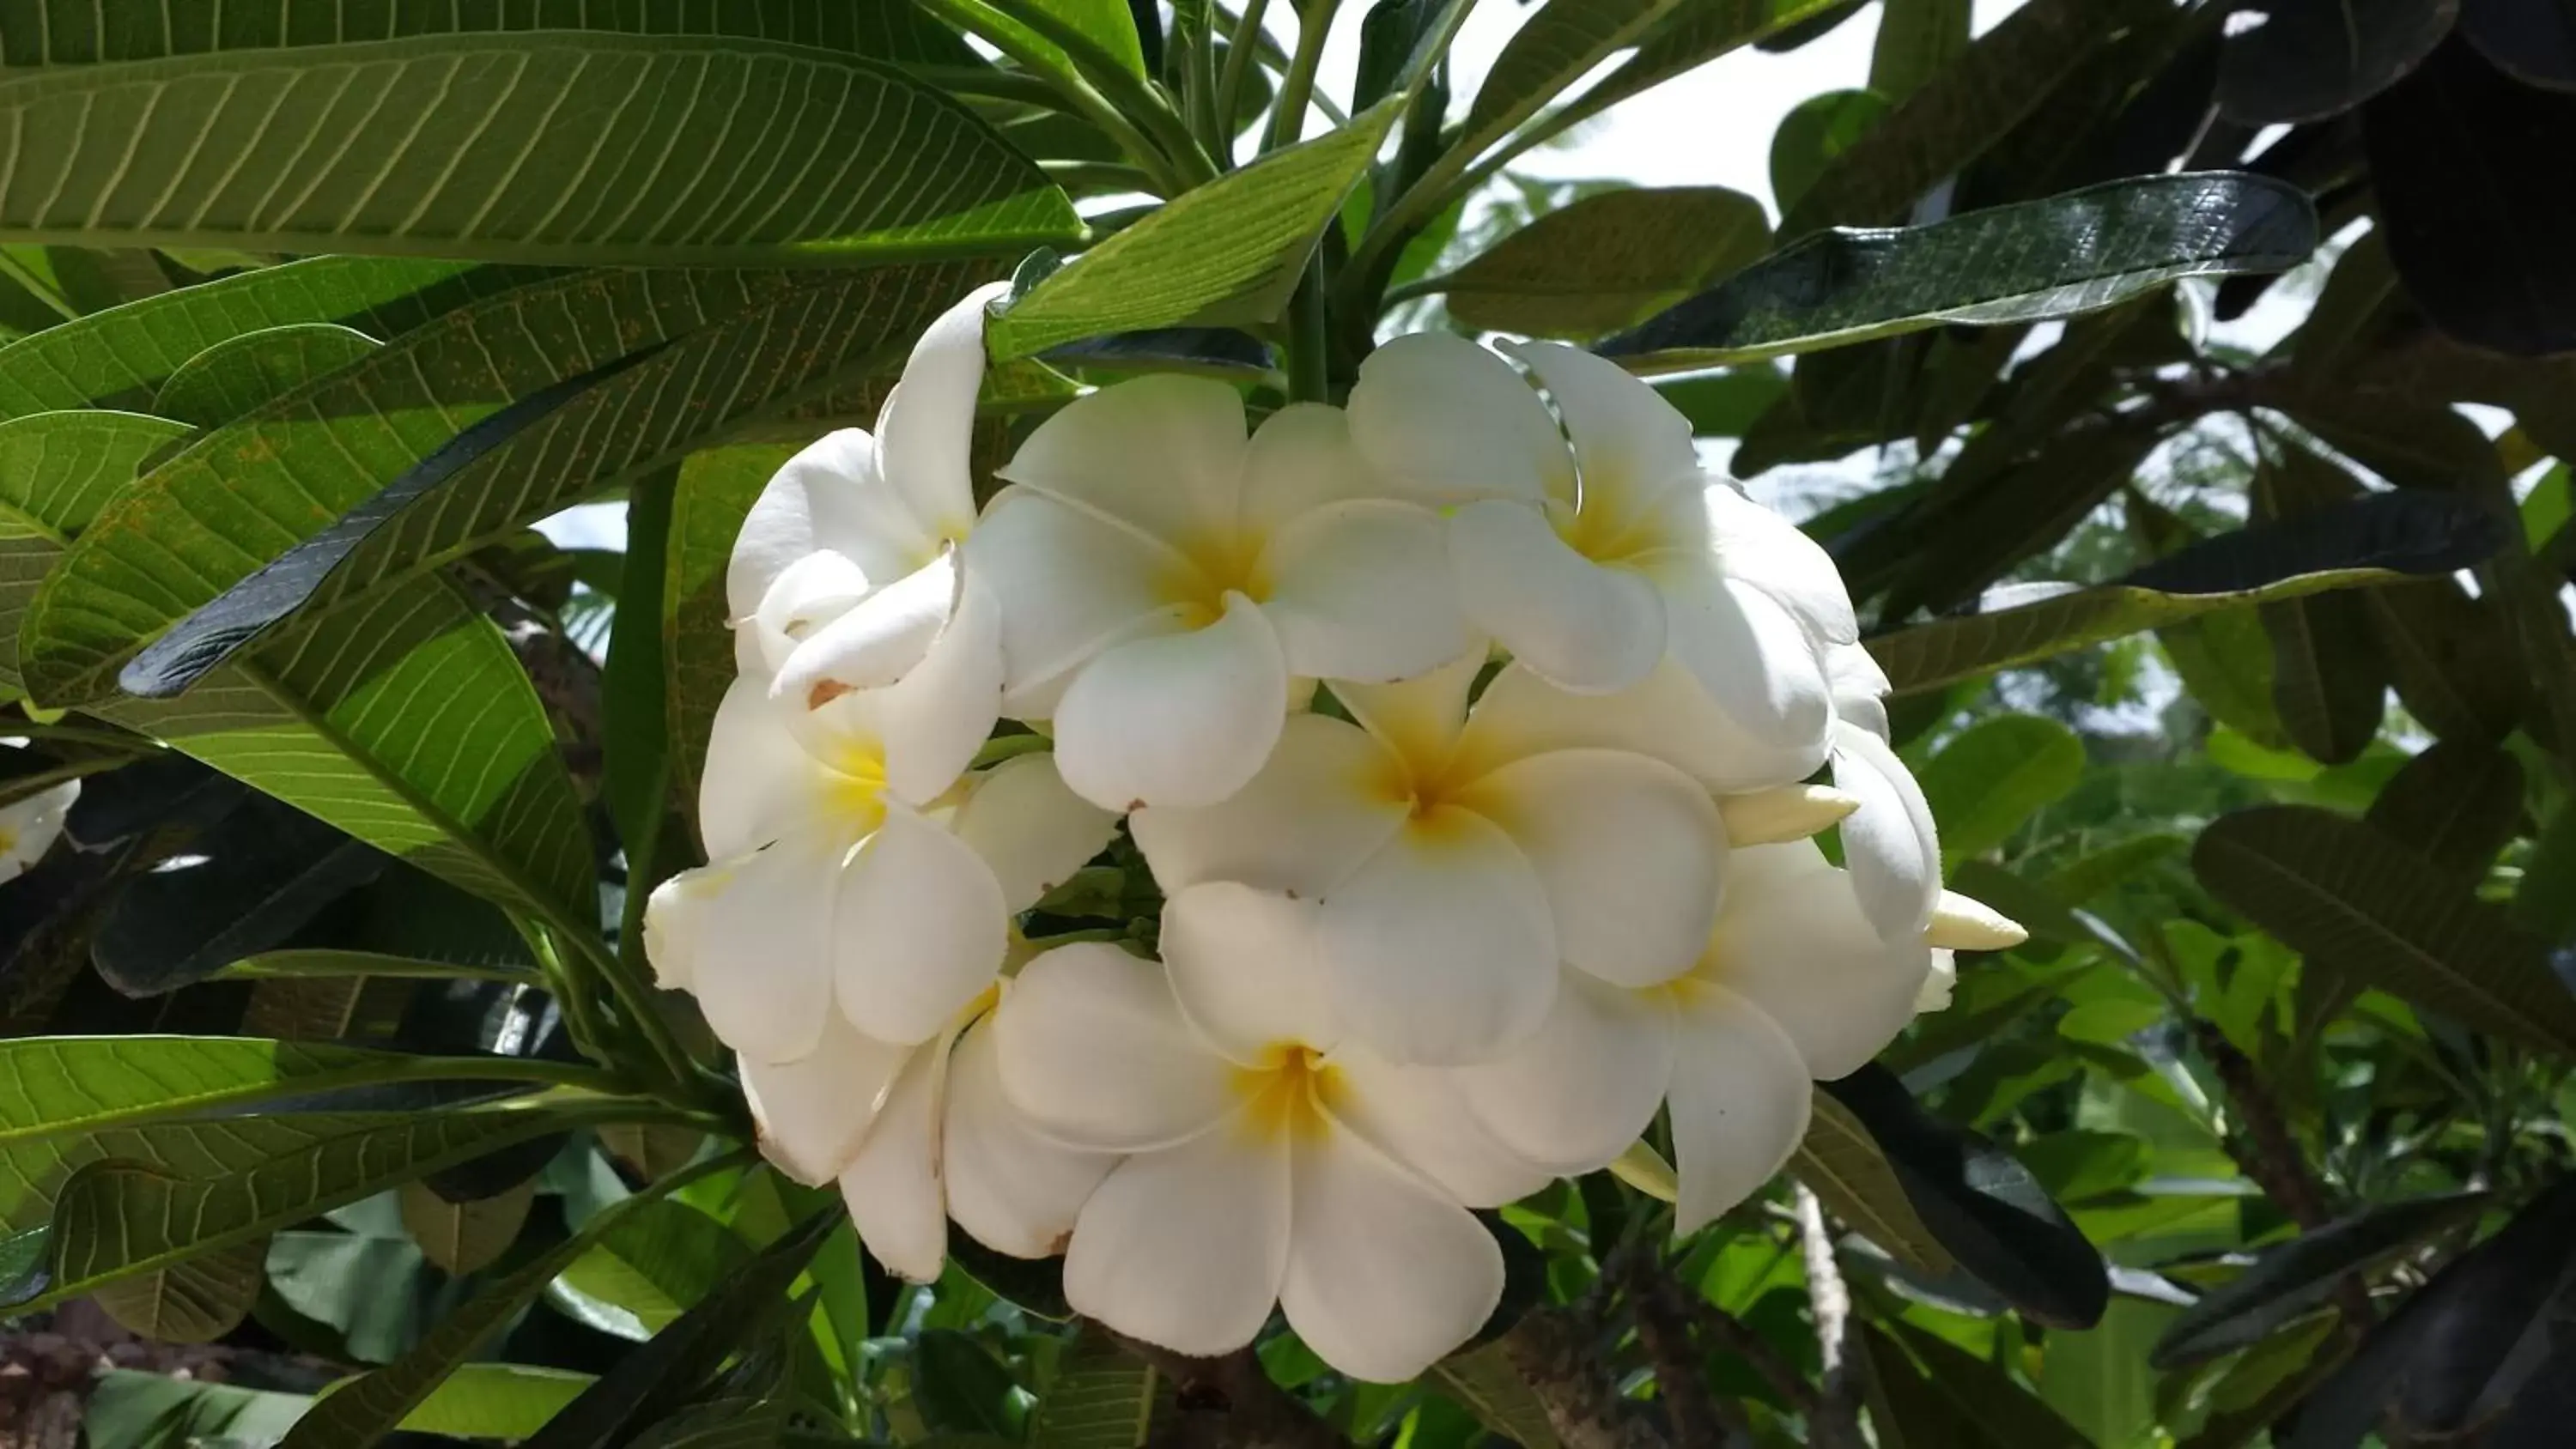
1820, 641, 1944, 941
969, 377, 1472, 811
0, 779, 77, 884
996, 891, 1545, 1382
1346, 333, 1855, 747
1455, 841, 1938, 1232
1134, 653, 1742, 1066
648, 749, 1118, 1280
729, 282, 1009, 752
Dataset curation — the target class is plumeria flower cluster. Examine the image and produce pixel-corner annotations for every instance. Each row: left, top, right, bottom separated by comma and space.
646, 293, 2026, 1384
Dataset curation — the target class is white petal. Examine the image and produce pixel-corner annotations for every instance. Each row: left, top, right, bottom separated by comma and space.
771, 551, 957, 702
1280, 1125, 1504, 1383
640, 865, 715, 995
1831, 721, 1941, 940
729, 429, 927, 617
949, 753, 1118, 913
969, 488, 1182, 701
1463, 659, 1830, 793
1239, 402, 1384, 535
698, 676, 835, 860
874, 281, 1009, 539
1826, 642, 1893, 739
1696, 482, 1861, 647
943, 1015, 1115, 1259
1659, 567, 1833, 750
1473, 748, 1727, 988
739, 1016, 912, 1185
1053, 596, 1288, 810
1261, 501, 1473, 684
1162, 882, 1339, 1064
747, 550, 872, 677
840, 1040, 949, 1283
673, 839, 839, 1063
0, 779, 77, 882
1666, 987, 1813, 1234
833, 810, 1010, 1046
1129, 712, 1407, 898
1499, 340, 1699, 530
1450, 500, 1665, 695
1328, 1046, 1553, 1208
872, 567, 1004, 804
1719, 784, 1860, 846
1316, 814, 1558, 1065
1346, 332, 1566, 506
994, 943, 1236, 1152
1332, 651, 1483, 776
1456, 971, 1674, 1177
1917, 950, 1958, 1012
1065, 1125, 1291, 1357
998, 373, 1247, 547
1704, 842, 1933, 1081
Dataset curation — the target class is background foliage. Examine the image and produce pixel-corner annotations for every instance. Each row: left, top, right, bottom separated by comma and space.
0, 1, 2572, 1446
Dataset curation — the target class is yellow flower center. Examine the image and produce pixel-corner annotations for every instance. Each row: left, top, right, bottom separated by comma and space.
0, 827, 15, 858
825, 742, 890, 836
1157, 528, 1273, 627
1232, 1043, 1342, 1143
1549, 494, 1670, 567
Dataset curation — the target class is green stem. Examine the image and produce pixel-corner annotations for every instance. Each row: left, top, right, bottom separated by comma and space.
1215, 0, 1276, 163
221, 952, 545, 988
1288, 261, 1331, 403
914, 0, 1192, 195
557, 919, 702, 1101
522, 921, 613, 1069
1265, 0, 1345, 152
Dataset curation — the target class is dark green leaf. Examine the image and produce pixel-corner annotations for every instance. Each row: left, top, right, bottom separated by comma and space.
1353, 0, 1446, 111
1792, 1088, 1954, 1274
84, 1368, 311, 1449
1915, 714, 2085, 863
1601, 173, 2317, 371
2361, 579, 2530, 743
2462, 0, 2576, 89
2153, 1192, 2488, 1368
1871, 0, 1972, 100
1040, 327, 1275, 379
917, 1329, 1024, 1438
988, 104, 1396, 356
92, 794, 387, 995
151, 323, 382, 427
2118, 489, 2506, 596
398, 1177, 534, 1276
1822, 1064, 2108, 1328
2251, 446, 2385, 766
118, 340, 671, 699
2515, 804, 2576, 945
1462, 0, 1680, 156
2220, 0, 2460, 124
1429, 185, 1770, 339
521, 1205, 836, 1449
2364, 33, 2576, 356
0, 34, 1075, 264
2364, 741, 2524, 880
2192, 805, 2576, 1055
1863, 1318, 2090, 1448
1771, 88, 1891, 215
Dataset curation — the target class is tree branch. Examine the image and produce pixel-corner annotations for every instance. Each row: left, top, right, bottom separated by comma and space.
1498, 1307, 1668, 1449
2191, 1018, 2379, 1328
1625, 1256, 1738, 1448
1110, 1337, 1346, 1449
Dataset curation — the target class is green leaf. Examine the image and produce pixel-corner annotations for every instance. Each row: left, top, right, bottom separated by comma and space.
662, 442, 799, 828
1427, 1339, 1564, 1449
924, 0, 1150, 86
0, 1034, 593, 1150
398, 1177, 534, 1276
284, 1156, 744, 1449
1425, 185, 1770, 339
2361, 579, 2530, 744
2193, 805, 2576, 1056
2037, 1298, 2181, 1449
1782, 0, 2161, 231
1031, 1326, 1169, 1449
988, 104, 1397, 357
1793, 1089, 1954, 1275
2516, 804, 2576, 946
21, 264, 987, 707
1462, 0, 1684, 155
2152, 1192, 2488, 1368
1864, 1319, 2089, 1449
2251, 445, 2385, 766
558, 1197, 749, 1335
397, 1364, 597, 1442
0, 257, 521, 420
917, 1328, 1025, 1439
2363, 740, 2524, 881
0, 409, 191, 691
1771, 88, 1891, 215
1870, 0, 1971, 100
92, 1236, 264, 1343
1, 1103, 633, 1309
1917, 714, 2085, 862
152, 323, 381, 428
85, 1369, 312, 1449
2217, 0, 2460, 124
1603, 173, 2318, 372
1558, 0, 1855, 133
0, 34, 1075, 264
